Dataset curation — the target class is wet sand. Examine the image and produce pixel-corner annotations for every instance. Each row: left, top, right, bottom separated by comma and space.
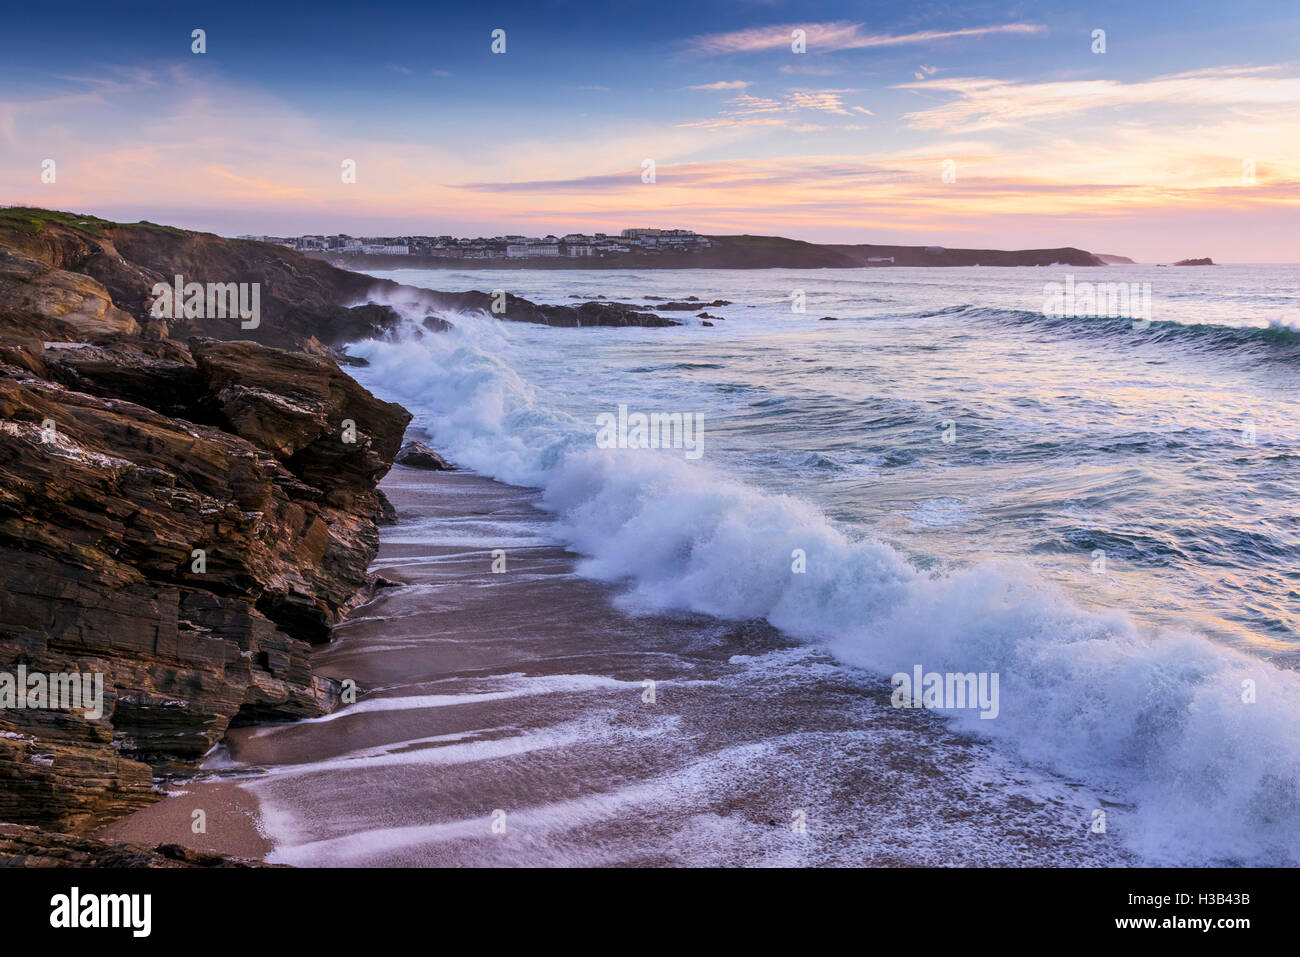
99, 779, 271, 860
102, 467, 1134, 866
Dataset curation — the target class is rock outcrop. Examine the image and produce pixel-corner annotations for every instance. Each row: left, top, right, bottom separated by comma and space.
0, 823, 277, 867
395, 441, 454, 471
370, 285, 679, 327
0, 210, 413, 854
0, 210, 399, 353
0, 206, 682, 863
0, 209, 675, 353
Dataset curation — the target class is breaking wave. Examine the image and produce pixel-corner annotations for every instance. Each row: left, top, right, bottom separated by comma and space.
347, 302, 1300, 866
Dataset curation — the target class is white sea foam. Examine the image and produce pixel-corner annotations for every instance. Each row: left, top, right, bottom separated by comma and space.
347, 297, 1300, 866
267, 672, 648, 730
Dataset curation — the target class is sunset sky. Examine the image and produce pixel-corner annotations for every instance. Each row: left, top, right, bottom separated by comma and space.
2, 0, 1298, 260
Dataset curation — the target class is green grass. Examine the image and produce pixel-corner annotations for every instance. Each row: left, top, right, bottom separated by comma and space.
0, 207, 193, 240
0, 206, 113, 238
128, 220, 190, 237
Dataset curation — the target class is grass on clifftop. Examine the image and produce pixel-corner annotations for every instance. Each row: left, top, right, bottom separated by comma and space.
0, 207, 112, 238
0, 207, 192, 240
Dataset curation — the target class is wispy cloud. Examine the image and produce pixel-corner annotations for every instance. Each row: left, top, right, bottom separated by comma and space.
205, 166, 312, 199
681, 88, 872, 127
0, 67, 161, 145
687, 80, 751, 91
898, 67, 1300, 131
779, 62, 843, 76
688, 21, 1043, 55
459, 158, 914, 194
787, 90, 862, 115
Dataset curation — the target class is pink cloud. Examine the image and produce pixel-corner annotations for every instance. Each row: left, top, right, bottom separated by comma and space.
689, 21, 1043, 55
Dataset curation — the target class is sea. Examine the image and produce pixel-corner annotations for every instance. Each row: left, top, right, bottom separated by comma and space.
271, 263, 1299, 866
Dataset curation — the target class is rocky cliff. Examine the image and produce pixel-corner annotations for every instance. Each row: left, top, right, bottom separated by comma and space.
0, 205, 686, 863
0, 210, 461, 856
0, 209, 673, 352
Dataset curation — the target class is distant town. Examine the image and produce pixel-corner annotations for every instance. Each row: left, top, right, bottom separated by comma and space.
235, 227, 712, 260
224, 224, 1118, 269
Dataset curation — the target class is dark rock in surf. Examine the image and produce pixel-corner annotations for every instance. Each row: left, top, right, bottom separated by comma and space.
654, 300, 731, 311
396, 440, 454, 471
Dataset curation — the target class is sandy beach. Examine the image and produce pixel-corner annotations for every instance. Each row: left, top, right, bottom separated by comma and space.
100, 465, 1132, 867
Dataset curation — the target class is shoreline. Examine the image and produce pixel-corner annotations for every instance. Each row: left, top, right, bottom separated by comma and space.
98, 465, 1134, 867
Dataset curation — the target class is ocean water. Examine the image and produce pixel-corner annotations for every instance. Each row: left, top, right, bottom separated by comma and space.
345, 264, 1300, 866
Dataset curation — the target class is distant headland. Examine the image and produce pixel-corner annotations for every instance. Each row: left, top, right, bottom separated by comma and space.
250, 226, 1112, 269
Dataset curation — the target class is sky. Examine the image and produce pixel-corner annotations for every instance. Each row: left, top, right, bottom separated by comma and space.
1, 0, 1298, 261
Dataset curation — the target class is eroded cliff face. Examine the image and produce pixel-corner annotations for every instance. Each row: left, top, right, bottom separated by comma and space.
0, 212, 399, 350
0, 211, 411, 840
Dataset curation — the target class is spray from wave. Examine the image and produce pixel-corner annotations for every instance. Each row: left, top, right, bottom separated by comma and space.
347, 298, 1300, 866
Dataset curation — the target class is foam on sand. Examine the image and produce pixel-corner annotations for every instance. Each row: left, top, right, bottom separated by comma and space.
346, 306, 1300, 866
